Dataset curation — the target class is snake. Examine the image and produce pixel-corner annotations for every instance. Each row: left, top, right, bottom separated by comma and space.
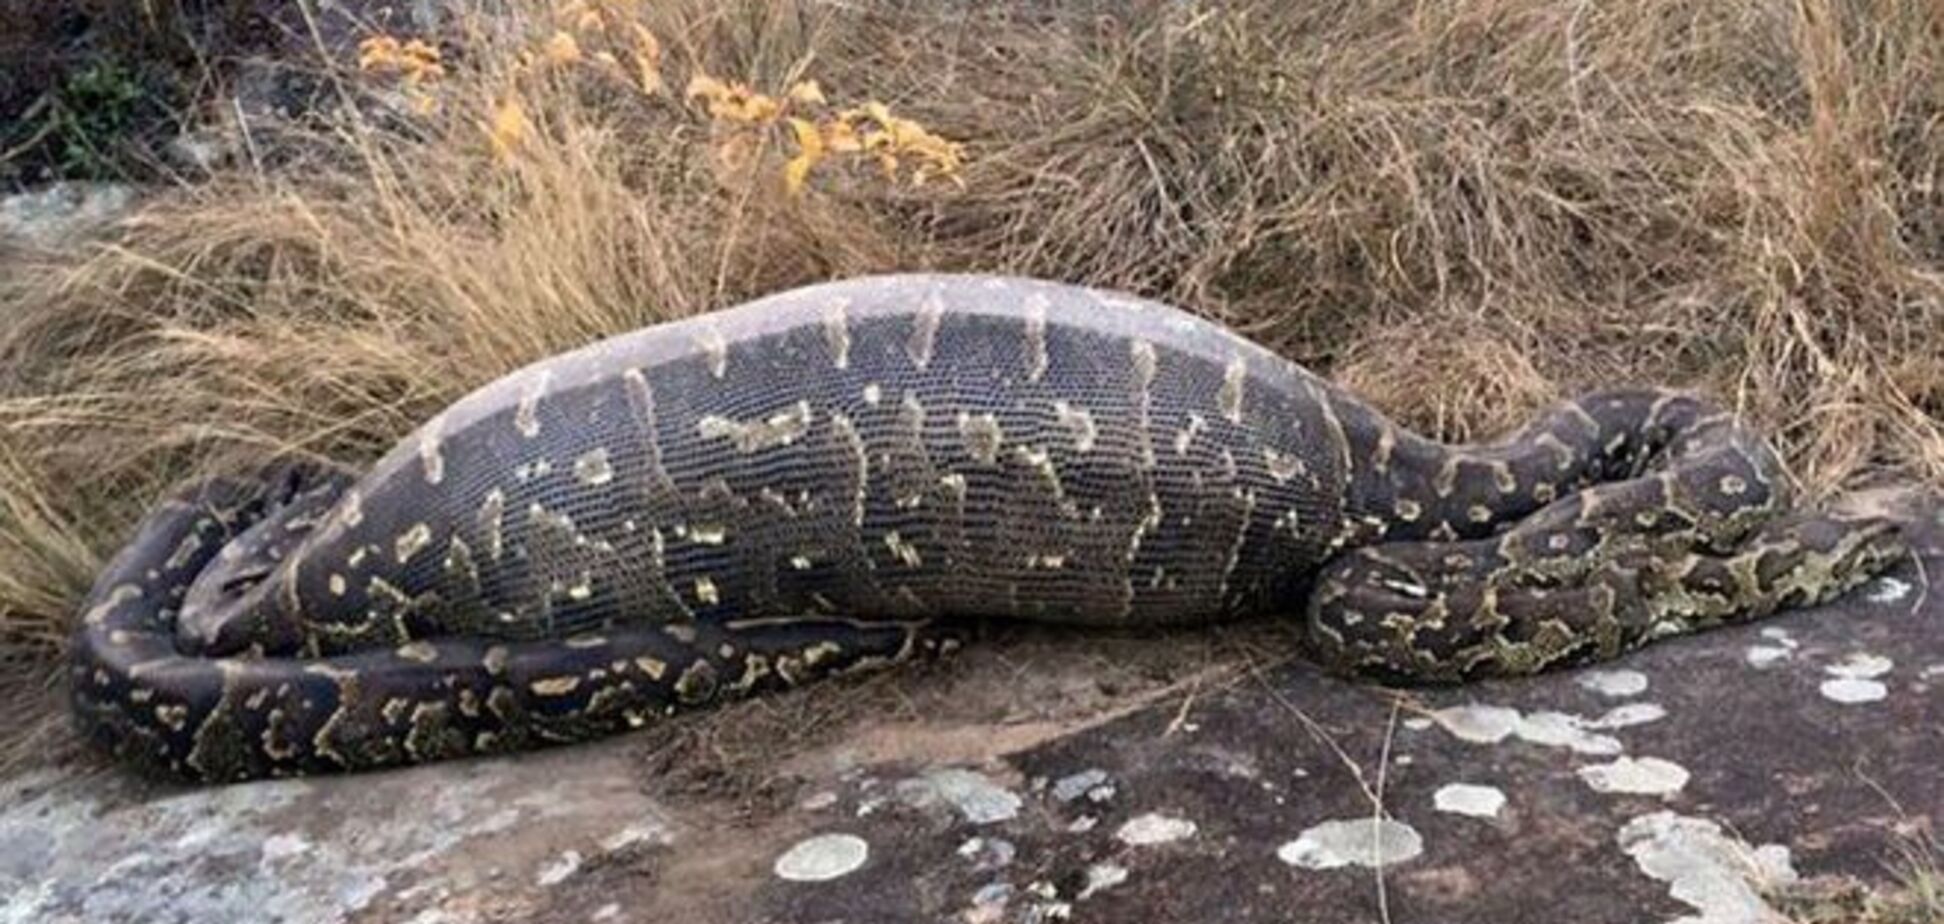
68, 274, 1905, 782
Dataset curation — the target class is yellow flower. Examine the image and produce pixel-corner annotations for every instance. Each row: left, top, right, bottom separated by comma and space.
687, 73, 780, 123
357, 36, 400, 72
356, 34, 443, 85
543, 31, 582, 65
681, 71, 964, 195
787, 80, 826, 106
839, 101, 964, 186
783, 117, 825, 195
822, 118, 862, 153
686, 73, 729, 103
401, 39, 441, 66
485, 95, 533, 162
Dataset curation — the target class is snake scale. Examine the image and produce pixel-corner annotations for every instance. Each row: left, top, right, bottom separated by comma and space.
69, 274, 1904, 783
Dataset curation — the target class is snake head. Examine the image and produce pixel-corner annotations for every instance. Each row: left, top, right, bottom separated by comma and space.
1749, 512, 1908, 609
175, 558, 305, 657
1304, 546, 1505, 682
174, 461, 348, 657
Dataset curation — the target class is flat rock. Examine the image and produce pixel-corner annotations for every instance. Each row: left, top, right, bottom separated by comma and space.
1, 490, 1936, 923
0, 182, 137, 249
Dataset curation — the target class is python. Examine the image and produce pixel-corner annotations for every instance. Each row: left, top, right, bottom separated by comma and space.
69, 274, 1902, 782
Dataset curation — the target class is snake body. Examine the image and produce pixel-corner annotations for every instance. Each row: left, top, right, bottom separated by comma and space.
69, 275, 1904, 782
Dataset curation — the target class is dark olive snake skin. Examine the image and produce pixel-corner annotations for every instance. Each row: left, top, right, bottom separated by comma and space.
69, 274, 1906, 782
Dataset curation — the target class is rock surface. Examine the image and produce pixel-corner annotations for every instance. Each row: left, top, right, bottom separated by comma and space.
1, 489, 1937, 923
0, 182, 137, 249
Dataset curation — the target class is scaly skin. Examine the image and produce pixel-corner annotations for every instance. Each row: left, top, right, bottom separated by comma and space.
69, 274, 1905, 782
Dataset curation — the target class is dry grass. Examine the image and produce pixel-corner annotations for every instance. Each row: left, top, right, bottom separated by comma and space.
0, 0, 1940, 771
1773, 832, 1944, 924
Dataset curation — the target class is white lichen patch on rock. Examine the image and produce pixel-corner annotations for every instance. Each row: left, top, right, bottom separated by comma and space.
1019, 882, 1073, 922
1433, 783, 1507, 819
1430, 704, 1523, 743
895, 768, 1022, 825
1617, 811, 1797, 924
536, 850, 583, 886
1116, 812, 1198, 846
1584, 703, 1669, 729
0, 743, 672, 923
1050, 769, 1109, 803
1745, 627, 1800, 669
1819, 653, 1894, 704
1275, 818, 1424, 870
1515, 711, 1623, 753
1430, 703, 1660, 755
262, 832, 310, 861
1865, 576, 1912, 604
1825, 652, 1894, 679
599, 822, 669, 853
1819, 678, 1889, 704
774, 833, 870, 882
1578, 757, 1690, 796
1576, 669, 1650, 698
957, 836, 1016, 871
964, 881, 1015, 923
1744, 644, 1794, 668
0, 181, 138, 246
1078, 862, 1129, 900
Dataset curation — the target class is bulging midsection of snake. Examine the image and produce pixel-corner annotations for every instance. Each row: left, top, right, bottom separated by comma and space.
176, 275, 1378, 657
179, 277, 1750, 658
175, 277, 1816, 659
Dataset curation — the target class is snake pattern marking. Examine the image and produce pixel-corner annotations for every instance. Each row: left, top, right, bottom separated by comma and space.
69, 274, 1904, 782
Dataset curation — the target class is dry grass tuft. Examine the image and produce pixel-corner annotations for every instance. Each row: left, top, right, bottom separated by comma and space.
1773, 832, 1944, 924
0, 0, 1941, 774
1336, 313, 1561, 441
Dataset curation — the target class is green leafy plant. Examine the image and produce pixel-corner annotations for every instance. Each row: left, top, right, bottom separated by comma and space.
47, 61, 148, 178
